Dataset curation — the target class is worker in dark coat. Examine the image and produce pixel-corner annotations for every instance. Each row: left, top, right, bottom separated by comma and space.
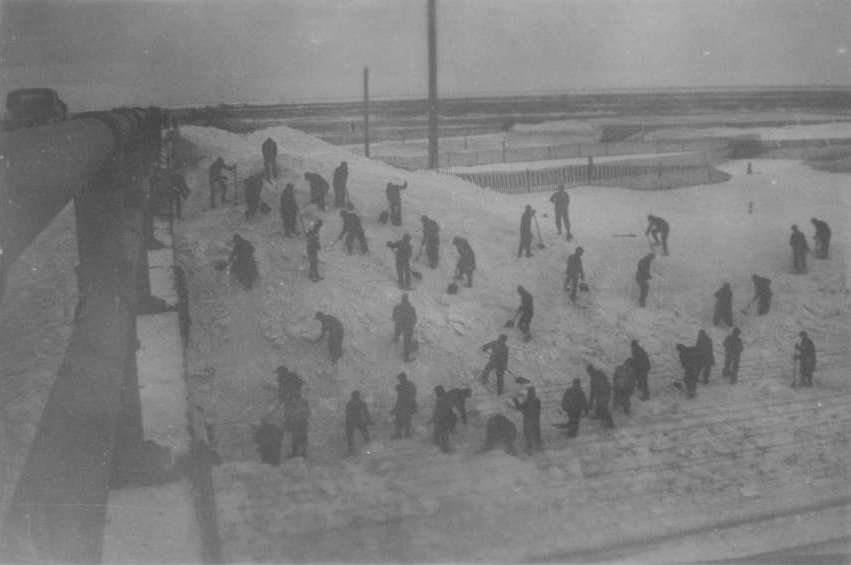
722, 327, 744, 383
695, 330, 715, 385
515, 285, 534, 342
645, 214, 670, 255
513, 387, 542, 453
482, 414, 518, 456
713, 282, 733, 327
630, 340, 651, 400
446, 387, 472, 431
276, 366, 304, 404
386, 180, 407, 226
253, 405, 285, 466
306, 220, 323, 282
150, 167, 190, 220
392, 293, 417, 363
564, 247, 585, 301
313, 311, 343, 363
586, 364, 615, 428
811, 218, 831, 259
452, 236, 476, 287
345, 390, 373, 455
612, 359, 636, 415
751, 274, 772, 315
228, 234, 258, 290
790, 224, 809, 274
420, 215, 440, 269
549, 184, 571, 239
432, 386, 456, 453
208, 156, 236, 208
262, 137, 277, 180
243, 172, 265, 221
795, 331, 816, 387
332, 161, 348, 208
391, 372, 417, 439
279, 183, 299, 237
285, 387, 310, 458
517, 205, 535, 258
480, 334, 509, 395
676, 343, 701, 398
635, 253, 655, 307
387, 233, 413, 290
561, 378, 588, 438
305, 172, 329, 211
337, 210, 369, 254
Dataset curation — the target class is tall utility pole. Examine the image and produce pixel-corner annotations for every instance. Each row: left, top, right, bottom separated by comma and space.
427, 0, 438, 169
363, 66, 370, 158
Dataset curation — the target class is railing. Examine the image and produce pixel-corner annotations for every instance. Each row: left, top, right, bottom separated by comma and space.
374, 138, 729, 171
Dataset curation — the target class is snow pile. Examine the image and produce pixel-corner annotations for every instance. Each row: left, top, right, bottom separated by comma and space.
175, 123, 850, 561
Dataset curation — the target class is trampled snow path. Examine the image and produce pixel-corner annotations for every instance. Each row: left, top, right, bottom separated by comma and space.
175, 124, 849, 562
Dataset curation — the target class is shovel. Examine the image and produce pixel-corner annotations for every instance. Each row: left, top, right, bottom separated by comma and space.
533, 215, 546, 249
740, 296, 757, 315
506, 368, 529, 385
504, 310, 519, 328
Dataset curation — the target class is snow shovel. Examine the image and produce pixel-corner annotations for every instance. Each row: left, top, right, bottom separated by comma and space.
504, 310, 520, 328
533, 216, 546, 249
506, 368, 529, 385
414, 238, 425, 262
740, 296, 757, 315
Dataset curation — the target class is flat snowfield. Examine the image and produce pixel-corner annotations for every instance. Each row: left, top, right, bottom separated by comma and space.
172, 122, 850, 562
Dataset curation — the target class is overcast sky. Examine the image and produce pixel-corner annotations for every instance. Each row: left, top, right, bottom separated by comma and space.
1, 0, 849, 111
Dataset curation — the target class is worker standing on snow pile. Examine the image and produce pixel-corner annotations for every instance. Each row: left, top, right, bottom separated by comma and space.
446, 387, 472, 431
228, 234, 259, 290
420, 215, 440, 269
722, 327, 744, 384
549, 184, 571, 240
312, 311, 344, 363
391, 372, 417, 439
645, 214, 670, 256
306, 220, 323, 282
612, 359, 636, 415
345, 390, 373, 456
480, 334, 509, 395
392, 293, 417, 363
675, 343, 701, 399
431, 386, 456, 453
586, 364, 615, 428
208, 156, 236, 208
795, 331, 816, 387
790, 224, 810, 274
336, 210, 369, 255
452, 236, 476, 288
262, 137, 277, 180
482, 414, 518, 456
750, 274, 772, 315
242, 172, 266, 221
695, 329, 715, 385
276, 366, 304, 404
811, 218, 831, 259
635, 253, 654, 308
513, 386, 542, 454
387, 233, 413, 290
305, 171, 329, 211
280, 183, 299, 237
630, 340, 651, 401
285, 386, 310, 458
517, 204, 535, 258
561, 378, 588, 438
332, 161, 348, 208
252, 405, 285, 466
386, 179, 407, 226
515, 285, 534, 342
714, 282, 734, 327
564, 246, 585, 301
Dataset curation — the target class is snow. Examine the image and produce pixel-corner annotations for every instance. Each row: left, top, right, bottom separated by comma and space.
173, 122, 849, 562
443, 151, 693, 173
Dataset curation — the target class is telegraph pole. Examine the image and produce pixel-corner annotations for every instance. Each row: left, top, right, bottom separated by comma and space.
427, 0, 438, 169
363, 66, 370, 158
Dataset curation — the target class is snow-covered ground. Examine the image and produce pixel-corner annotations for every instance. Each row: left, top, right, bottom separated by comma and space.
173, 123, 849, 562
443, 151, 693, 174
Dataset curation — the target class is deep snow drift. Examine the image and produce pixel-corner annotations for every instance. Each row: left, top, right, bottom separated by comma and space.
174, 123, 849, 562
